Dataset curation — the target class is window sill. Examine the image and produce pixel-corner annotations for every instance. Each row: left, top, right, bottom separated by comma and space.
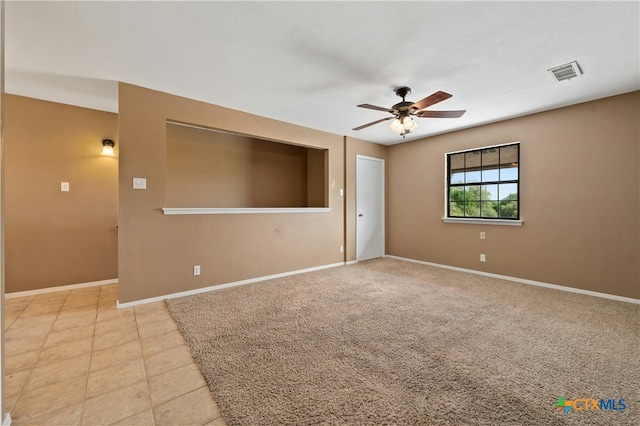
442, 217, 523, 226
162, 207, 331, 215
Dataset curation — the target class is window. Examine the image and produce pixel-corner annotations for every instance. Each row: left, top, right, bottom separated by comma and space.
447, 143, 519, 220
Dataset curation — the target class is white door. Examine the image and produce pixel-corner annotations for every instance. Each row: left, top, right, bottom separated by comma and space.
356, 156, 385, 261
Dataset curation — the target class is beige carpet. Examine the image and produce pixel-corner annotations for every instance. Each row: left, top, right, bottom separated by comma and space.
166, 258, 639, 425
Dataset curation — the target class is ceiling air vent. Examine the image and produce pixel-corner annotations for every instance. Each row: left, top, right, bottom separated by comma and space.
548, 61, 582, 82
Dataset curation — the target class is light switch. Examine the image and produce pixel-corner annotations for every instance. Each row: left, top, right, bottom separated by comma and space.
133, 178, 147, 189
61, 182, 70, 192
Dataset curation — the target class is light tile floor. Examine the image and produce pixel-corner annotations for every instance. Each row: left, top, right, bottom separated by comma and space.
4, 284, 227, 425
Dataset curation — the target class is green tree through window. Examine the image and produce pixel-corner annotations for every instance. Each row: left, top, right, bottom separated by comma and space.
447, 143, 519, 220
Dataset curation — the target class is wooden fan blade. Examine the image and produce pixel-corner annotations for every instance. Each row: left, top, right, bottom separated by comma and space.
416, 110, 466, 118
357, 103, 393, 113
411, 91, 452, 111
352, 116, 393, 131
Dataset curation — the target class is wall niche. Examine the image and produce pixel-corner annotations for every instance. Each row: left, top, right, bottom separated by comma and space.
165, 122, 328, 208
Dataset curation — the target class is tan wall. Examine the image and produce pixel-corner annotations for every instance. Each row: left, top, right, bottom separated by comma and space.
345, 137, 388, 262
4, 95, 119, 293
387, 92, 640, 299
307, 148, 328, 208
166, 124, 311, 208
118, 83, 344, 303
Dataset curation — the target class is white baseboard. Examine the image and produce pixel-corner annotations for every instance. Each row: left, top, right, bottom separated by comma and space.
345, 260, 358, 265
117, 262, 345, 308
386, 255, 640, 305
4, 278, 119, 299
3, 413, 12, 426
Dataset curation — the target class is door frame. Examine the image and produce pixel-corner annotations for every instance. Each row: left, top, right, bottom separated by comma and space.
356, 155, 385, 261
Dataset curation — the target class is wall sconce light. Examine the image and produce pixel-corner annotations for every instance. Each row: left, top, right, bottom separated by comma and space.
101, 139, 115, 157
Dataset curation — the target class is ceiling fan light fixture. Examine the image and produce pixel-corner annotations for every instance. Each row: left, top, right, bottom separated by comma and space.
389, 118, 404, 134
389, 115, 416, 138
402, 115, 417, 131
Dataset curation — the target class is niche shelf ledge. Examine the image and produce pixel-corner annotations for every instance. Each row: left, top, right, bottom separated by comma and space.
162, 207, 332, 215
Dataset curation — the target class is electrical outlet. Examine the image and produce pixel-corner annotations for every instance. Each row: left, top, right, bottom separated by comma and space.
193, 265, 201, 276
61, 182, 70, 192
480, 232, 486, 240
480, 254, 486, 263
340, 245, 344, 253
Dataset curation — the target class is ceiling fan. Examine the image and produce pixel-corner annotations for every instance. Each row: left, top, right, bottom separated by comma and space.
353, 87, 466, 138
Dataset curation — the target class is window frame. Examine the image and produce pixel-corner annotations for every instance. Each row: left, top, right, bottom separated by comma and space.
444, 142, 522, 225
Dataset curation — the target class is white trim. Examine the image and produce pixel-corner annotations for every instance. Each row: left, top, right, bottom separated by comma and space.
345, 260, 358, 265
443, 141, 521, 224
355, 154, 385, 163
446, 141, 521, 156
116, 262, 345, 308
2, 414, 11, 426
4, 279, 118, 299
442, 217, 523, 226
162, 207, 331, 215
386, 255, 640, 305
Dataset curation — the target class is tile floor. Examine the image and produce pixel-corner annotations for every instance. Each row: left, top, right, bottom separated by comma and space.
4, 284, 227, 425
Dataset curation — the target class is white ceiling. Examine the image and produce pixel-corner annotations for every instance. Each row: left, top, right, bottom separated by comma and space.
5, 1, 639, 145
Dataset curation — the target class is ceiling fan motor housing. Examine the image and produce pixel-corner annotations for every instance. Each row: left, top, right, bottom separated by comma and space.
391, 101, 415, 115
392, 87, 419, 114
